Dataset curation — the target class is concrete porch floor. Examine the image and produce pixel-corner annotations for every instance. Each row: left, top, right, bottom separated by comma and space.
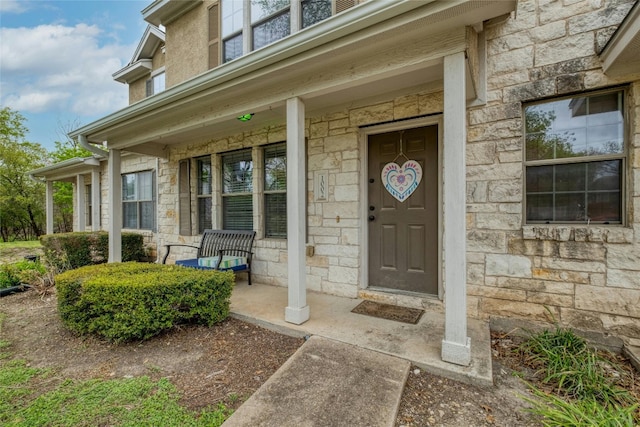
230, 281, 494, 387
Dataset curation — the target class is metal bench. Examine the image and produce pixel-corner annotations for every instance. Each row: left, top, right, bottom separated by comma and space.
162, 229, 256, 285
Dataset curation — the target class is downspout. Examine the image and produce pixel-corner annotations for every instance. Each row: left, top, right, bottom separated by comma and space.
78, 135, 107, 158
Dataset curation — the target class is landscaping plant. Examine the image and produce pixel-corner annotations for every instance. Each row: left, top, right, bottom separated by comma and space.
518, 326, 639, 426
56, 262, 234, 342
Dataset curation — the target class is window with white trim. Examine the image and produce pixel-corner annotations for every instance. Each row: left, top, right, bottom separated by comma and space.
524, 89, 625, 224
222, 150, 253, 230
122, 171, 156, 230
197, 157, 213, 233
146, 70, 165, 97
221, 0, 347, 63
264, 143, 287, 238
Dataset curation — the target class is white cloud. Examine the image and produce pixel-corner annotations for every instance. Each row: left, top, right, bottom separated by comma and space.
0, 0, 29, 13
0, 23, 133, 118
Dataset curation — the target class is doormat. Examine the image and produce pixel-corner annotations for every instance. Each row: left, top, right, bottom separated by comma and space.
351, 300, 424, 324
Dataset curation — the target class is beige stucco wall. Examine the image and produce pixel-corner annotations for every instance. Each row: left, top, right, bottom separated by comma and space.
164, 0, 214, 89
129, 77, 148, 105
466, 0, 640, 345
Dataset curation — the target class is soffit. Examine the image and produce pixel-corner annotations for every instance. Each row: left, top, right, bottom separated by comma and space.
142, 0, 202, 26
29, 157, 101, 182
74, 0, 516, 150
600, 1, 640, 77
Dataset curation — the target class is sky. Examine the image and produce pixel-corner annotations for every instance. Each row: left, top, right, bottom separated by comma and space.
0, 0, 151, 151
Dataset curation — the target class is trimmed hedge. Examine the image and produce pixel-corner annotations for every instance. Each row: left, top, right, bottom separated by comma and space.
56, 262, 234, 342
40, 232, 146, 271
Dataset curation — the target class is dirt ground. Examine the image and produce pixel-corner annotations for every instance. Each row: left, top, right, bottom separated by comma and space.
0, 287, 545, 427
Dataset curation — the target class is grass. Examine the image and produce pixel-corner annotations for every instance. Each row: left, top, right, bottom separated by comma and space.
518, 327, 639, 426
0, 241, 42, 250
0, 312, 232, 426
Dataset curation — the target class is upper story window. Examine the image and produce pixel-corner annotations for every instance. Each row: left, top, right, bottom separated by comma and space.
221, 0, 340, 64
122, 170, 156, 230
222, 149, 253, 230
146, 70, 165, 97
524, 89, 625, 224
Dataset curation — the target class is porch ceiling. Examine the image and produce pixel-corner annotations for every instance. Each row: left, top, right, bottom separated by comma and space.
70, 0, 516, 154
29, 157, 101, 182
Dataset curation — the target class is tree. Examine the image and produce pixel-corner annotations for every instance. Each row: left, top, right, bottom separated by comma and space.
0, 107, 47, 241
50, 129, 93, 233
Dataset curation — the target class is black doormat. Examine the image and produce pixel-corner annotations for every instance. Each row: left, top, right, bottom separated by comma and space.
351, 300, 424, 324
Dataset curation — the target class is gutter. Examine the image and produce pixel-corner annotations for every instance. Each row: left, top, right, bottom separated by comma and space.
78, 134, 107, 158
68, 0, 435, 143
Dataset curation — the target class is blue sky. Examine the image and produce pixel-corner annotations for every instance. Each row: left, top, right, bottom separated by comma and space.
0, 0, 150, 151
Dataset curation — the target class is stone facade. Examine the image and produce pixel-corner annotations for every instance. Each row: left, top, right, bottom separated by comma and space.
467, 0, 640, 346
64, 0, 640, 346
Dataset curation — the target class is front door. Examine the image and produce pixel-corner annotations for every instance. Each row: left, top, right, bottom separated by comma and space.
367, 125, 439, 294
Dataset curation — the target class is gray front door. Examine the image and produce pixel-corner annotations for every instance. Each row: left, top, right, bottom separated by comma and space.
367, 125, 438, 294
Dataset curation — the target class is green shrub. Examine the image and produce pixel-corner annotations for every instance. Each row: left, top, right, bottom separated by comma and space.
56, 262, 234, 342
40, 232, 146, 272
0, 260, 46, 289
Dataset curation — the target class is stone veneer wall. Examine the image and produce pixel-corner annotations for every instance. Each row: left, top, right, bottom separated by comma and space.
467, 0, 640, 345
159, 88, 445, 298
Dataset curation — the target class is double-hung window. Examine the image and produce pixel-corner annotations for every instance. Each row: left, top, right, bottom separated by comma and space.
264, 143, 287, 238
222, 150, 253, 230
221, 0, 338, 64
122, 171, 156, 230
524, 89, 625, 224
197, 157, 213, 233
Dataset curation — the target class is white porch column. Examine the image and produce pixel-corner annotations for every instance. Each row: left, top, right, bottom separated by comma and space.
108, 149, 122, 263
441, 51, 471, 366
91, 169, 101, 231
285, 96, 310, 325
45, 180, 54, 234
76, 174, 86, 232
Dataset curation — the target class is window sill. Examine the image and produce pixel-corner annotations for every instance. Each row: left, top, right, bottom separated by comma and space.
522, 225, 633, 243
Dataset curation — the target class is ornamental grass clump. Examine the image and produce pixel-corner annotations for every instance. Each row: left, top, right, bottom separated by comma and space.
56, 262, 234, 343
518, 326, 639, 426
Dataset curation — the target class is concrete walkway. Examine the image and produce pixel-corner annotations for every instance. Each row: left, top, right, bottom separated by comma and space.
224, 336, 410, 427
229, 281, 493, 387
225, 282, 493, 426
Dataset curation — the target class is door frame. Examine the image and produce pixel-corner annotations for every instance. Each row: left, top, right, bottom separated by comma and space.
359, 115, 444, 299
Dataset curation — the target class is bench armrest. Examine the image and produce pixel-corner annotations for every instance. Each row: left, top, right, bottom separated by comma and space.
162, 244, 199, 264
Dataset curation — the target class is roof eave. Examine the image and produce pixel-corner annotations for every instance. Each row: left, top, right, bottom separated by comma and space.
600, 1, 640, 77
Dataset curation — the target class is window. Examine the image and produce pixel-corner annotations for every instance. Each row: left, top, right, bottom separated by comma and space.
264, 143, 287, 238
252, 0, 290, 51
122, 171, 156, 230
301, 0, 332, 28
197, 157, 213, 233
524, 90, 625, 224
221, 0, 346, 63
222, 150, 253, 230
145, 70, 165, 97
85, 184, 92, 227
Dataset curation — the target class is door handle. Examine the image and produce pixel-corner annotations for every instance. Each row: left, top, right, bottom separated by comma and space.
368, 215, 375, 221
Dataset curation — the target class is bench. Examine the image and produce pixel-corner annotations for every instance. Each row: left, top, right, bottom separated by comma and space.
162, 229, 256, 285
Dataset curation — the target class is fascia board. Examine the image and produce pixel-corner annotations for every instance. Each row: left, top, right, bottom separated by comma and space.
600, 1, 640, 75
112, 59, 153, 84
28, 157, 101, 180
142, 0, 201, 26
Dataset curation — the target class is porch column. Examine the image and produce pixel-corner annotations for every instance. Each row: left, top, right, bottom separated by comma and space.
285, 96, 310, 325
91, 169, 100, 231
45, 180, 54, 234
76, 174, 86, 232
108, 149, 122, 263
441, 51, 471, 366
